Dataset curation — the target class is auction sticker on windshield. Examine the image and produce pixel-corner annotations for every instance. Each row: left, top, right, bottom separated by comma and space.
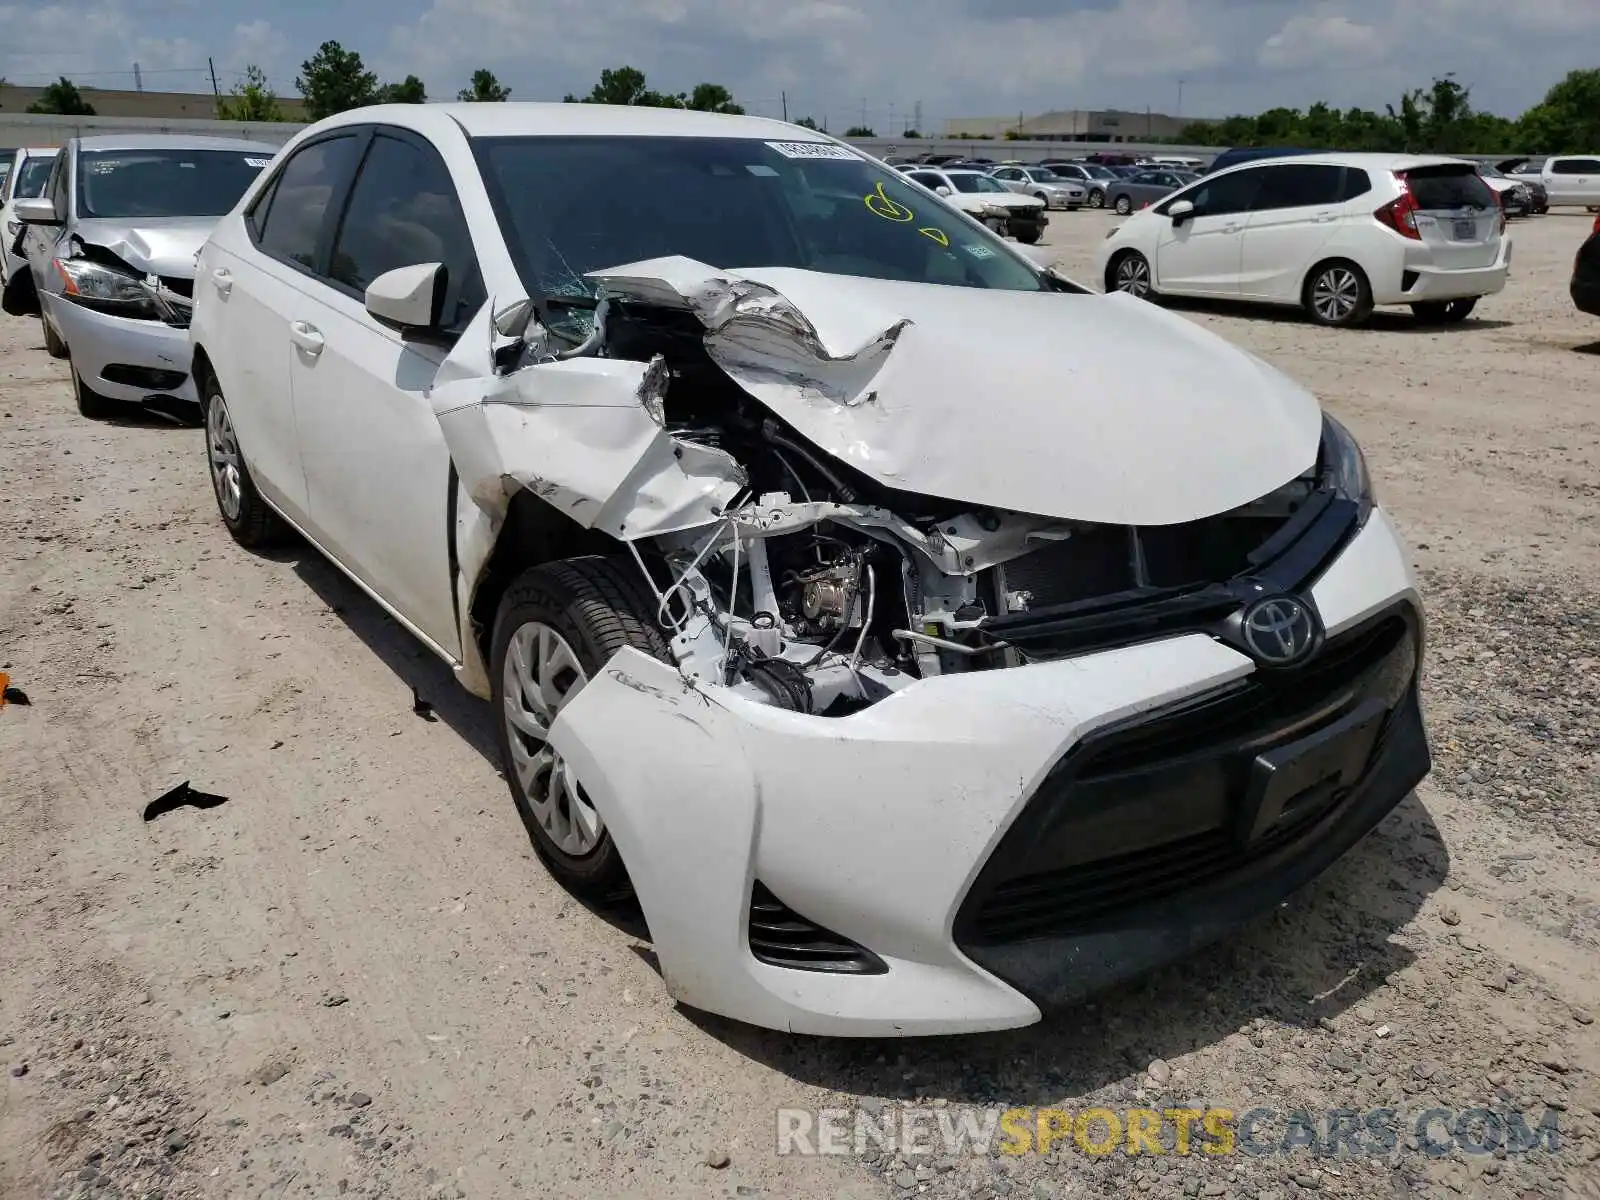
766, 141, 858, 160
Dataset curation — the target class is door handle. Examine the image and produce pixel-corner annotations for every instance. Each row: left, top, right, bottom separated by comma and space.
211, 267, 232, 296
1311, 212, 1337, 223
289, 321, 324, 356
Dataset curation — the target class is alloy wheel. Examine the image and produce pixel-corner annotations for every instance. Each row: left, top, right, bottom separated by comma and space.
1310, 267, 1361, 323
1115, 195, 1132, 214
1114, 255, 1151, 298
206, 393, 244, 521
1088, 189, 1104, 208
502, 620, 603, 857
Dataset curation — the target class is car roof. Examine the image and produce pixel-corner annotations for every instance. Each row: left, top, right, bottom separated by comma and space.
73, 133, 277, 153
409, 101, 814, 141
1214, 151, 1477, 173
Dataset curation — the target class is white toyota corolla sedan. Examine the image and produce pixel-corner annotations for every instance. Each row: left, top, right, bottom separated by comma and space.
189, 104, 1430, 1037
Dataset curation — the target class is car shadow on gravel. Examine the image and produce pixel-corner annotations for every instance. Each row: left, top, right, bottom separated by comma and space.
1149, 296, 1514, 333
686, 792, 1448, 1106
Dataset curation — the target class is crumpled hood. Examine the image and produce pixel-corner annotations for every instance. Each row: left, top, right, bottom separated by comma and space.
588, 258, 1323, 527
72, 216, 217, 278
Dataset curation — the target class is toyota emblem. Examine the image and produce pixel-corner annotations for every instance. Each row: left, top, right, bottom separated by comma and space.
1239, 596, 1320, 666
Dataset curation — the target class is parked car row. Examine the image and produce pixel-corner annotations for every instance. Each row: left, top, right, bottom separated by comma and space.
895, 165, 1051, 242
9, 106, 1439, 1038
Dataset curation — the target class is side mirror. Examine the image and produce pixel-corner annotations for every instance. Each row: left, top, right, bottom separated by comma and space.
935, 185, 952, 197
365, 262, 445, 331
14, 197, 61, 226
1168, 199, 1196, 223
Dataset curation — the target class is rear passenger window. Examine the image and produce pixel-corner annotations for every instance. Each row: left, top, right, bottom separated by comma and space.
258, 135, 363, 272
1252, 164, 1344, 210
1552, 158, 1600, 174
1339, 168, 1371, 201
329, 133, 484, 334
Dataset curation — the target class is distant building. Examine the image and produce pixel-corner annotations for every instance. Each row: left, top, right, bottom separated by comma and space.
0, 84, 309, 122
943, 109, 1201, 143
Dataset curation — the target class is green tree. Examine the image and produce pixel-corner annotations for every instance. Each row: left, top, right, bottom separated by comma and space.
844, 125, 875, 137
1518, 68, 1600, 153
216, 65, 284, 122
457, 68, 511, 102
565, 65, 674, 107
295, 40, 378, 121
376, 75, 427, 104
794, 116, 820, 130
26, 77, 94, 116
684, 82, 742, 114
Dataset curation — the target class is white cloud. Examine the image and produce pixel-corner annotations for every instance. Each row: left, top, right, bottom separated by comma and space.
1259, 14, 1383, 71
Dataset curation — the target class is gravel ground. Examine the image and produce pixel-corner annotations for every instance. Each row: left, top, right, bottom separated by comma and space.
2, 210, 1598, 1200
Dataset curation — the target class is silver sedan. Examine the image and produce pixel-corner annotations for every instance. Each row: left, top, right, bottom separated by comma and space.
1104, 170, 1200, 215
988, 165, 1087, 210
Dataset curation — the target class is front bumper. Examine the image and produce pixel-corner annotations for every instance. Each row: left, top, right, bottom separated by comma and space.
549, 506, 1427, 1036
45, 293, 195, 405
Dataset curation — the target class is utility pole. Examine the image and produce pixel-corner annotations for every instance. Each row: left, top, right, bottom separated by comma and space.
860, 99, 867, 130
133, 62, 142, 92
781, 91, 787, 122
1177, 79, 1185, 119
890, 101, 896, 134
208, 57, 220, 98
913, 100, 923, 135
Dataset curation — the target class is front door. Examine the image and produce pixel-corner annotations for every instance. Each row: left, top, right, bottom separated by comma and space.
288, 128, 485, 656
1152, 167, 1266, 296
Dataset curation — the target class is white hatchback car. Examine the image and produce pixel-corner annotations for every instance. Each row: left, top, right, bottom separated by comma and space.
1096, 153, 1510, 326
190, 105, 1429, 1036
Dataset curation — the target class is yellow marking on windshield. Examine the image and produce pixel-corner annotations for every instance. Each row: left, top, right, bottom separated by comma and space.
918, 227, 950, 246
865, 181, 914, 222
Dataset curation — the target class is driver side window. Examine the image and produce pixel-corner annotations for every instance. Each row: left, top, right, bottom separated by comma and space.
1172, 167, 1267, 218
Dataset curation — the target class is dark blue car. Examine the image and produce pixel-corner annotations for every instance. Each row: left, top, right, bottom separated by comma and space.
1205, 146, 1326, 175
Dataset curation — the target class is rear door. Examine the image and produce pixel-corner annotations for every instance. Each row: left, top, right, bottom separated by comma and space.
205, 132, 366, 526
1547, 157, 1600, 207
1151, 166, 1267, 296
1402, 163, 1501, 269
1237, 163, 1347, 301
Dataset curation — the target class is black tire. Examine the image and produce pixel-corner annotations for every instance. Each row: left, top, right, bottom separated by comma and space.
41, 312, 67, 358
1303, 260, 1373, 327
1088, 188, 1105, 209
1411, 297, 1478, 324
1106, 250, 1155, 300
1114, 194, 1133, 215
203, 379, 285, 548
490, 557, 672, 903
1015, 227, 1042, 245
2, 267, 39, 316
71, 368, 117, 419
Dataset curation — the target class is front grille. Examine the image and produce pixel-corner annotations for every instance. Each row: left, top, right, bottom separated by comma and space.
748, 882, 886, 974
956, 607, 1417, 945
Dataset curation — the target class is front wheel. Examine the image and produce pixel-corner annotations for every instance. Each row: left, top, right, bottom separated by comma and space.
490, 557, 673, 902
71, 368, 116, 419
1106, 250, 1154, 299
42, 313, 67, 359
1411, 297, 1477, 324
1014, 227, 1042, 245
1087, 188, 1105, 208
1303, 261, 1373, 327
1114, 194, 1133, 215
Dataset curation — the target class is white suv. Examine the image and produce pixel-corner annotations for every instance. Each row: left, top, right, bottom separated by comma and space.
1096, 153, 1510, 327
1507, 155, 1600, 209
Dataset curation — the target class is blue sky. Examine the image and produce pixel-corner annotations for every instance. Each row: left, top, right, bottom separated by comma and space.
0, 0, 1595, 129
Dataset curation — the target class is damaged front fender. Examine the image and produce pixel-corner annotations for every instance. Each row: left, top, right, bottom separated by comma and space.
430, 355, 746, 537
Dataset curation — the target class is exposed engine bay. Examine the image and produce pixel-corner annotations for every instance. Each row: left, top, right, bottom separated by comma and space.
432, 256, 1348, 715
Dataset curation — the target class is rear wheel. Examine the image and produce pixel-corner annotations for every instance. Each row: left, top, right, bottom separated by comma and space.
1411, 297, 1478, 324
1303, 261, 1373, 327
204, 380, 285, 547
1106, 250, 1154, 299
41, 313, 67, 359
490, 557, 672, 902
1114, 194, 1133, 215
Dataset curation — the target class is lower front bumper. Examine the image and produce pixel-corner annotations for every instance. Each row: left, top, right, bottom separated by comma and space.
45, 294, 195, 405
548, 507, 1425, 1036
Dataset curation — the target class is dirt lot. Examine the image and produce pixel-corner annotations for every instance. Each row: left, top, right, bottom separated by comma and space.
2, 211, 1598, 1200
